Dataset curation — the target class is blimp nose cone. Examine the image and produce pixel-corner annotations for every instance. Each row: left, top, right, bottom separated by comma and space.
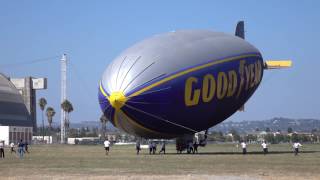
109, 91, 127, 110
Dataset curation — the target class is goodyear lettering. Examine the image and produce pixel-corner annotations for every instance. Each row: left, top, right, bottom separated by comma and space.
185, 77, 200, 106
185, 60, 262, 107
217, 72, 228, 99
236, 60, 246, 98
202, 74, 216, 102
244, 64, 250, 90
227, 70, 237, 97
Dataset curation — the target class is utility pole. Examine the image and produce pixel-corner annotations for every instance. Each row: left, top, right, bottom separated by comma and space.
60, 54, 67, 143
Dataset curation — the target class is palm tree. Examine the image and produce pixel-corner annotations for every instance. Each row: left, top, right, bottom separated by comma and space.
100, 114, 108, 140
46, 107, 56, 143
61, 100, 74, 142
39, 98, 47, 142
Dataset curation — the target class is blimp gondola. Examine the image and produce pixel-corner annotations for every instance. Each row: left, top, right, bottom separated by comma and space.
98, 21, 291, 142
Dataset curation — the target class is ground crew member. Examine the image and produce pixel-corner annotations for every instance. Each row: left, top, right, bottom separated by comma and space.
136, 141, 141, 155
159, 142, 166, 154
241, 141, 247, 155
0, 140, 5, 158
293, 142, 302, 156
188, 141, 193, 154
104, 139, 110, 155
18, 139, 24, 159
261, 141, 268, 155
149, 141, 152, 154
193, 142, 198, 154
152, 141, 157, 154
10, 142, 16, 154
25, 142, 29, 153
193, 133, 200, 154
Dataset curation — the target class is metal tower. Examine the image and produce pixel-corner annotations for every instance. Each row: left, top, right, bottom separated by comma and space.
60, 54, 67, 143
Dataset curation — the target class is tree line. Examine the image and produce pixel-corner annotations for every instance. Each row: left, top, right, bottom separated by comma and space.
37, 97, 73, 143
207, 129, 320, 144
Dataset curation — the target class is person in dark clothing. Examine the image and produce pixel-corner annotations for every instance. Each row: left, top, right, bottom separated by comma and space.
176, 144, 182, 154
18, 139, 24, 159
0, 140, 5, 158
187, 142, 193, 154
193, 142, 198, 154
149, 142, 152, 154
159, 142, 166, 154
152, 142, 157, 154
25, 142, 29, 153
177, 145, 182, 154
136, 141, 141, 155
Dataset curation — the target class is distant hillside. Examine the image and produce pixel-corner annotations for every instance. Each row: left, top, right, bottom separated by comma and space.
70, 121, 116, 130
210, 117, 320, 133
65, 117, 320, 134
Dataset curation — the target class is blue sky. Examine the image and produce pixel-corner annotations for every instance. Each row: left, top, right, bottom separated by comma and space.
0, 1, 319, 127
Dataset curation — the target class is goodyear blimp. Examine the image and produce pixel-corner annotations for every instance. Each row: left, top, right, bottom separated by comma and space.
98, 21, 291, 140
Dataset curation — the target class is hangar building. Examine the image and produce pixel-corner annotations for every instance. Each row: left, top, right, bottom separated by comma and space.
0, 73, 46, 145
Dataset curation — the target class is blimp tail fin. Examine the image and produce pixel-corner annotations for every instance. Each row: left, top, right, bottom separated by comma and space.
235, 21, 245, 39
264, 60, 292, 69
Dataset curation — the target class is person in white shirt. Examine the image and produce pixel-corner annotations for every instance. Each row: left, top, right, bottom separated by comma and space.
10, 142, 16, 154
0, 140, 4, 158
104, 139, 110, 155
261, 141, 268, 155
293, 142, 302, 156
241, 141, 247, 155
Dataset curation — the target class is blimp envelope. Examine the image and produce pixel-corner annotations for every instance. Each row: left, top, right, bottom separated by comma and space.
99, 30, 264, 138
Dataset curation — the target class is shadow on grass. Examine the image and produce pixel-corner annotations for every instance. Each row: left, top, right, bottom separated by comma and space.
163, 151, 320, 155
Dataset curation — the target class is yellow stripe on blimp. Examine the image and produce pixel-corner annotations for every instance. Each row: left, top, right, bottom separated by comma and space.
129, 54, 260, 98
99, 82, 109, 100
264, 60, 292, 69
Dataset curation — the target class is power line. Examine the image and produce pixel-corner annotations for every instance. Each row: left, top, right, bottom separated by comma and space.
0, 55, 60, 68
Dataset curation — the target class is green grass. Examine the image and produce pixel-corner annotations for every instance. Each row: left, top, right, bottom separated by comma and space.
0, 143, 319, 179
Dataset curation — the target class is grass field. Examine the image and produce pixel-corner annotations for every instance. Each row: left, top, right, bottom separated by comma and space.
0, 143, 319, 179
